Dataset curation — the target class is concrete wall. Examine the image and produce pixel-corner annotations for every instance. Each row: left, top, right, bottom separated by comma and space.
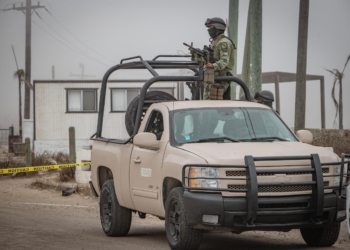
307, 129, 350, 157
75, 149, 91, 184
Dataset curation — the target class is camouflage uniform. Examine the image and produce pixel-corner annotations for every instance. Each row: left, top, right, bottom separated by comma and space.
204, 34, 236, 100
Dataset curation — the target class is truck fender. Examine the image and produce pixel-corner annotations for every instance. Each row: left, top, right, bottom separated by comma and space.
162, 177, 182, 207
98, 166, 113, 190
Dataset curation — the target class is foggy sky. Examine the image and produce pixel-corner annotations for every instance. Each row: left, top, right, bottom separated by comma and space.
0, 0, 349, 134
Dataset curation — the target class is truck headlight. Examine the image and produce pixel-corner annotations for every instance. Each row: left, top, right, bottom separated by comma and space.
189, 167, 220, 188
334, 165, 341, 186
190, 179, 221, 188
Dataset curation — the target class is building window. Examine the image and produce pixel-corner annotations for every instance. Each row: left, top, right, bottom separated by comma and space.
111, 89, 140, 111
111, 88, 174, 112
67, 89, 97, 112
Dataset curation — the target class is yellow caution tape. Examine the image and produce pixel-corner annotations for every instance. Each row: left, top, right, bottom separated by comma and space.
0, 162, 91, 175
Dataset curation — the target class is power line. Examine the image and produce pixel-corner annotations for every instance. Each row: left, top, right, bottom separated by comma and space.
1, 0, 46, 120
32, 20, 110, 67
43, 7, 116, 64
2, 2, 27, 11
70, 63, 96, 79
33, 10, 109, 67
11, 45, 19, 70
32, 20, 109, 67
2, 1, 116, 66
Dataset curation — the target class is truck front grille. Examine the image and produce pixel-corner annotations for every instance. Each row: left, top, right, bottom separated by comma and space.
228, 181, 329, 193
226, 168, 329, 177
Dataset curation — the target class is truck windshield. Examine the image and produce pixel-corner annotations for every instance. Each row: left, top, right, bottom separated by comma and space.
172, 108, 297, 144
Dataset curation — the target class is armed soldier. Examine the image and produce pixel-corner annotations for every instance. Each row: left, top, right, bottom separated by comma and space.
204, 17, 236, 100
254, 90, 279, 114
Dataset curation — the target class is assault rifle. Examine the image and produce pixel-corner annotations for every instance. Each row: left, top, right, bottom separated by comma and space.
183, 43, 216, 64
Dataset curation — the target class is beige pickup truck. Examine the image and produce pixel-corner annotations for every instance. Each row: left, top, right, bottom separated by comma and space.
89, 56, 349, 250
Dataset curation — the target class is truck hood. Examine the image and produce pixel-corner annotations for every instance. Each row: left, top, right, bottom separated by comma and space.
178, 142, 338, 165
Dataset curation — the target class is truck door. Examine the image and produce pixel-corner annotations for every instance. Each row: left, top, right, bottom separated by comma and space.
130, 108, 167, 215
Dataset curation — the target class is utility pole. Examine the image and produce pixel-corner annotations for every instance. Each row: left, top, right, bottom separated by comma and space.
52, 65, 55, 80
70, 63, 95, 79
241, 0, 262, 97
11, 45, 23, 141
294, 0, 309, 131
228, 0, 239, 100
2, 1, 45, 119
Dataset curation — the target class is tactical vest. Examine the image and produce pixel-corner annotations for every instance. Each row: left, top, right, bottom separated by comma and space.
210, 34, 236, 75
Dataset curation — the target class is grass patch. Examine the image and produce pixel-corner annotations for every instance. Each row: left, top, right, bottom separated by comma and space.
30, 178, 93, 197
59, 167, 75, 182
1, 151, 75, 182
30, 179, 60, 191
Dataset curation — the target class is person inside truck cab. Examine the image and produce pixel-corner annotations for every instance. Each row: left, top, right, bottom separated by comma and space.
254, 90, 279, 114
174, 113, 188, 143
204, 17, 236, 100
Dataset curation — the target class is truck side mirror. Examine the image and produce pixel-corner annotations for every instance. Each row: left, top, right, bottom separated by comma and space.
296, 130, 313, 144
133, 132, 161, 150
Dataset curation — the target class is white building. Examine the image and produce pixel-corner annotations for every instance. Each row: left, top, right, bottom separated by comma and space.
33, 79, 184, 153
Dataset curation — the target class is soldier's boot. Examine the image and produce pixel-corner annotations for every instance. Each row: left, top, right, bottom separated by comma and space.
217, 86, 224, 100
209, 84, 225, 100
209, 85, 218, 100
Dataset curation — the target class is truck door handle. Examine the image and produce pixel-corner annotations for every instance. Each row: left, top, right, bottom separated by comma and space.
133, 157, 141, 163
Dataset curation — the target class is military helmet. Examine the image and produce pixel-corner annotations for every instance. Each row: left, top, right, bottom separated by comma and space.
254, 90, 274, 102
205, 17, 226, 30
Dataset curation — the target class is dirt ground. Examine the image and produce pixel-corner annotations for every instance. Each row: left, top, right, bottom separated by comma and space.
0, 173, 349, 250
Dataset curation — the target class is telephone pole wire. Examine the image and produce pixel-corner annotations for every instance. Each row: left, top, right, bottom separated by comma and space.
2, 0, 45, 119
70, 64, 95, 79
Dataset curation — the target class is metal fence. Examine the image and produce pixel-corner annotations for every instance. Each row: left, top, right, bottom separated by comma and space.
0, 126, 14, 146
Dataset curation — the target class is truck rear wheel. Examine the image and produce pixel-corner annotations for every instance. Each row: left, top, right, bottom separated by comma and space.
300, 223, 340, 246
125, 90, 176, 136
165, 187, 203, 250
100, 180, 132, 236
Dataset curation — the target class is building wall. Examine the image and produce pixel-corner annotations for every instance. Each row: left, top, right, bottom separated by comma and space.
23, 119, 34, 149
34, 139, 91, 154
34, 81, 178, 153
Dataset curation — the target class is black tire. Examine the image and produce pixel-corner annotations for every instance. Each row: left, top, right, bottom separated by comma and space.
165, 187, 203, 250
125, 90, 176, 136
300, 223, 340, 247
100, 179, 132, 236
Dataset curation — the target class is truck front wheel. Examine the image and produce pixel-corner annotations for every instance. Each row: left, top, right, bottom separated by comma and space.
300, 223, 340, 246
165, 187, 203, 250
100, 180, 132, 236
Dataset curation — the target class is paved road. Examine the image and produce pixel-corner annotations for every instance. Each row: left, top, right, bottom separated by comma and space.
0, 176, 349, 250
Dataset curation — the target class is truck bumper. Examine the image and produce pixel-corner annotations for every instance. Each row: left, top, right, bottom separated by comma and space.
183, 191, 347, 231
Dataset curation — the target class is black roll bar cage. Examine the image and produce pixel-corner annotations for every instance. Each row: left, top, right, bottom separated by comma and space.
92, 55, 252, 140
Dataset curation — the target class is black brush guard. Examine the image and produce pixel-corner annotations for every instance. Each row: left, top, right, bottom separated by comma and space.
182, 153, 350, 227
